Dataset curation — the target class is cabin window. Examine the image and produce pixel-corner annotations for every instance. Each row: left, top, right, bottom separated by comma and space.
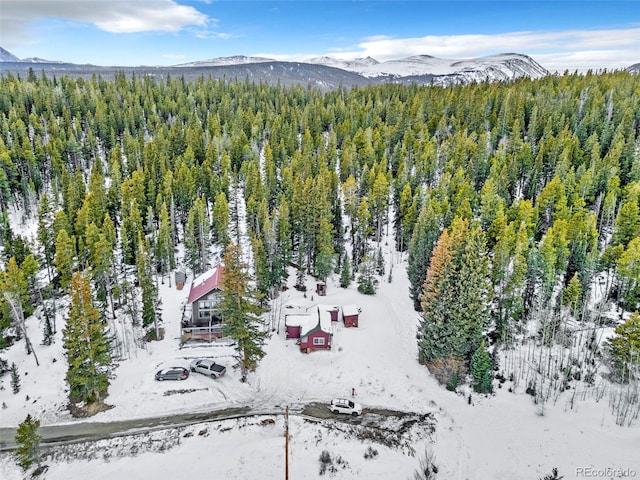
197, 299, 220, 321
312, 337, 325, 346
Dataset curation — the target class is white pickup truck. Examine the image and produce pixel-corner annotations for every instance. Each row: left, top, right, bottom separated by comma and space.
190, 358, 227, 378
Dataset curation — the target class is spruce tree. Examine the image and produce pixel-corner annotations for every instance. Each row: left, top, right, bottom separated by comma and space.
357, 255, 378, 295
156, 201, 175, 278
315, 216, 335, 283
63, 272, 111, 405
212, 191, 230, 246
375, 247, 385, 276
562, 272, 582, 315
612, 190, 640, 248
54, 229, 75, 290
220, 243, 266, 380
136, 235, 158, 331
184, 197, 209, 274
353, 197, 372, 270
252, 235, 270, 301
10, 362, 20, 394
4, 257, 30, 317
606, 311, 640, 382
37, 193, 55, 280
418, 227, 457, 364
616, 237, 640, 310
14, 414, 41, 472
471, 341, 493, 393
42, 314, 54, 346
408, 199, 442, 311
419, 218, 491, 365
340, 255, 352, 288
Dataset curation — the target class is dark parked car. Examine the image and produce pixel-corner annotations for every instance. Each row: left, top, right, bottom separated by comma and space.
155, 367, 189, 381
190, 358, 226, 378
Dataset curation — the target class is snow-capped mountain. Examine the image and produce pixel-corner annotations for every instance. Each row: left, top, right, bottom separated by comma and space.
307, 56, 379, 70
311, 52, 548, 82
0, 44, 550, 88
21, 57, 65, 64
176, 55, 275, 67
0, 47, 61, 64
0, 47, 20, 62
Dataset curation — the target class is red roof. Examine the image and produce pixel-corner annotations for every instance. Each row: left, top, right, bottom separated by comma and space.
187, 265, 224, 304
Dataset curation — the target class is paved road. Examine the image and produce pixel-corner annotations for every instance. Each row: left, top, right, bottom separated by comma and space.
0, 405, 252, 451
0, 403, 433, 452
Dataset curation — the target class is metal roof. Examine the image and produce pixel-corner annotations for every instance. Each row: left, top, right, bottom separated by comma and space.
187, 265, 224, 304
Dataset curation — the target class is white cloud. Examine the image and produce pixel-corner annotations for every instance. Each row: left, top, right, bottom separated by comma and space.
193, 30, 238, 40
1, 0, 209, 46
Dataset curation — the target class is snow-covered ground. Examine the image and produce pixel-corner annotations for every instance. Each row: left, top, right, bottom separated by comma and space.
1, 231, 639, 479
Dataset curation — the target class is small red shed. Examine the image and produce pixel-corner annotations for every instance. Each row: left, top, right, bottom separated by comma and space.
284, 313, 311, 339
299, 306, 333, 353
342, 304, 360, 328
318, 304, 340, 322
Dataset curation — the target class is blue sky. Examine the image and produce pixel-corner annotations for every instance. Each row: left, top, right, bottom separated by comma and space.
1, 1, 639, 71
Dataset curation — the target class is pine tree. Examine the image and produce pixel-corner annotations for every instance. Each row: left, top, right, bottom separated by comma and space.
54, 229, 75, 290
10, 362, 20, 394
562, 272, 582, 315
14, 414, 41, 472
371, 171, 389, 242
375, 247, 385, 276
418, 227, 456, 364
137, 235, 158, 331
419, 218, 491, 365
88, 227, 115, 309
353, 197, 372, 270
121, 199, 143, 265
212, 191, 230, 246
184, 197, 209, 274
315, 216, 335, 283
357, 254, 378, 295
156, 201, 175, 278
4, 257, 30, 317
340, 255, 352, 288
252, 235, 270, 301
37, 193, 55, 280
63, 272, 111, 405
616, 237, 640, 311
342, 175, 359, 244
612, 190, 640, 248
220, 243, 266, 379
408, 198, 442, 310
470, 341, 493, 393
42, 314, 54, 346
606, 311, 640, 382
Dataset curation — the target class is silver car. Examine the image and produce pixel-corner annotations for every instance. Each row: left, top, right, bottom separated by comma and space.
155, 367, 189, 381
190, 358, 226, 378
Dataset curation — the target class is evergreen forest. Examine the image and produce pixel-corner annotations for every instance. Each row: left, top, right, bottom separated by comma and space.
0, 69, 639, 419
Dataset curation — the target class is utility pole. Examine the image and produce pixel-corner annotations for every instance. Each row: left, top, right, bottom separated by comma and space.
285, 405, 289, 480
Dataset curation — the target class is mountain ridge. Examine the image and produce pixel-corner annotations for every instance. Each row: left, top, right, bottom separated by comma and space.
3, 45, 634, 88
